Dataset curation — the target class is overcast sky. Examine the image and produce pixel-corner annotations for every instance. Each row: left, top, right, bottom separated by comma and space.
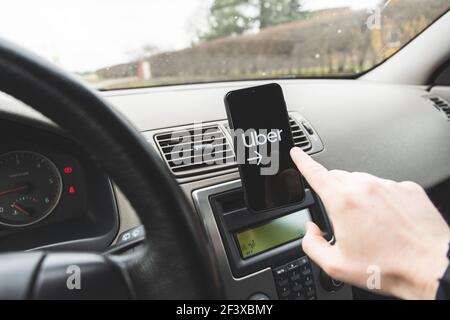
0, 0, 382, 72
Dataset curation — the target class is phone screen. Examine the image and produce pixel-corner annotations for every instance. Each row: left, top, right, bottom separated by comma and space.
224, 83, 305, 212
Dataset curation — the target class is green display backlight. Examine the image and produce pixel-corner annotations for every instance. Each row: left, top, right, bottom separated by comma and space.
236, 209, 312, 259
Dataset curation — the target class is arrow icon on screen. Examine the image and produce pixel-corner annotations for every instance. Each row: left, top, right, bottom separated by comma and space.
247, 150, 263, 165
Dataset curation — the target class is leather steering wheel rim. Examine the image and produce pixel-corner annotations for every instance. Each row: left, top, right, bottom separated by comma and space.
0, 38, 220, 299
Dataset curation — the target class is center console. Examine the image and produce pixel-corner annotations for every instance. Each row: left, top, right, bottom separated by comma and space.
192, 180, 353, 300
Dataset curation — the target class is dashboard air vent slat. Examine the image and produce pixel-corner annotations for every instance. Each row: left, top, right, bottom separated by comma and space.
155, 125, 235, 176
426, 95, 450, 121
289, 117, 312, 151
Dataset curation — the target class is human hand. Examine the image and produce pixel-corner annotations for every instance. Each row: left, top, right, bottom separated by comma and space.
290, 147, 450, 299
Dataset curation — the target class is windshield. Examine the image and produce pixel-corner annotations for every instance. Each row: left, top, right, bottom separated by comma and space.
1, 0, 449, 90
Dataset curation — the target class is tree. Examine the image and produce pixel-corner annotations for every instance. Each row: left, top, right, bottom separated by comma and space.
200, 0, 305, 41
258, 0, 306, 29
200, 0, 252, 41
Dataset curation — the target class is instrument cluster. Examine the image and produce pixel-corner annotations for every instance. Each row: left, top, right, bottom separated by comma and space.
0, 119, 118, 251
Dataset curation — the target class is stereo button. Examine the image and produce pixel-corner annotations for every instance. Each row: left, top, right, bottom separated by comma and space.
291, 281, 303, 292
273, 266, 287, 277
302, 268, 312, 276
279, 286, 291, 298
303, 274, 313, 282
276, 278, 289, 287
289, 268, 301, 281
305, 286, 316, 297
286, 260, 300, 271
304, 279, 314, 287
291, 291, 305, 300
298, 256, 309, 266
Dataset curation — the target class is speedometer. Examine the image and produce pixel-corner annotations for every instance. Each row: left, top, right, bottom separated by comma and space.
0, 151, 63, 227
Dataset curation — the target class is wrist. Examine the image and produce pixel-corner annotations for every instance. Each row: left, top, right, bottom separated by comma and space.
399, 238, 449, 300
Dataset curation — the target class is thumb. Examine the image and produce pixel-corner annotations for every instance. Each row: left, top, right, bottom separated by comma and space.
302, 222, 337, 273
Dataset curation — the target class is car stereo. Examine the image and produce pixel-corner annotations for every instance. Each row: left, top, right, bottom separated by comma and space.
192, 180, 352, 300
209, 187, 333, 278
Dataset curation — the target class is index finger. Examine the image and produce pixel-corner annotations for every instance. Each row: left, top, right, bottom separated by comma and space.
290, 147, 337, 197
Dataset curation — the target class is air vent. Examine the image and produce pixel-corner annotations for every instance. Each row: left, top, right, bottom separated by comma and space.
289, 117, 312, 151
426, 95, 450, 120
154, 117, 313, 177
154, 125, 235, 176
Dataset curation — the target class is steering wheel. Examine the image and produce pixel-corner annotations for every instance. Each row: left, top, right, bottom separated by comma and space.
0, 39, 220, 299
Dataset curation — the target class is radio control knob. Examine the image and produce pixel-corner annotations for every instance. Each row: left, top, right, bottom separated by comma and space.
320, 270, 343, 292
248, 293, 270, 300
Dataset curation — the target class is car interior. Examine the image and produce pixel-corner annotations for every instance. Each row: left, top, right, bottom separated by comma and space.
0, 0, 449, 300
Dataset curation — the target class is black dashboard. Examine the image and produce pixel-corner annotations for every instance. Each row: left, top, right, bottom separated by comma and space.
0, 119, 118, 252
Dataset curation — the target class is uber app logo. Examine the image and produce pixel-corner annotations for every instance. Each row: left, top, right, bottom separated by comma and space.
242, 129, 283, 148
232, 128, 281, 175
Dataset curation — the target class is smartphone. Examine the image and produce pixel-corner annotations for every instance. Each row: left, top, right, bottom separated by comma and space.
224, 83, 305, 212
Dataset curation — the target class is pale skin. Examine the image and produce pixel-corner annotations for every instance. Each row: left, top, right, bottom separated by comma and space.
290, 147, 450, 300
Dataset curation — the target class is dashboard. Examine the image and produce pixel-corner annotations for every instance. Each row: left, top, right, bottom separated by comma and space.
104, 80, 450, 188
0, 79, 449, 299
105, 79, 450, 299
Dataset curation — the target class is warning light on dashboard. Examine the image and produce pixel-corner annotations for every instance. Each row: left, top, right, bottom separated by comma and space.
64, 166, 73, 174
68, 186, 76, 194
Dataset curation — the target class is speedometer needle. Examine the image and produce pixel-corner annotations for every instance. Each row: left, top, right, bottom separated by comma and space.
0, 186, 27, 197
12, 203, 30, 217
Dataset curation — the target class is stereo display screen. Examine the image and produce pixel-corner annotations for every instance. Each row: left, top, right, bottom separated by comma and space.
235, 208, 312, 259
